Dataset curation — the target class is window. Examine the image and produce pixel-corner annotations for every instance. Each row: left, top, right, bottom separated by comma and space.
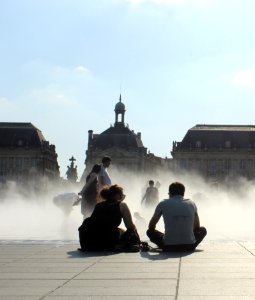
195, 159, 202, 170
8, 157, 14, 168
0, 158, 7, 170
225, 141, 231, 148
209, 160, 217, 172
15, 158, 23, 170
240, 160, 246, 170
224, 159, 231, 170
17, 139, 24, 146
24, 158, 30, 167
196, 141, 201, 148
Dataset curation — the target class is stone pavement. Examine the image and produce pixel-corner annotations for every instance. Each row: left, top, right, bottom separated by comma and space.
0, 240, 255, 299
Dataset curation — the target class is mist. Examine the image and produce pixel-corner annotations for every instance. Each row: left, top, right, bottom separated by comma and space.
0, 170, 255, 242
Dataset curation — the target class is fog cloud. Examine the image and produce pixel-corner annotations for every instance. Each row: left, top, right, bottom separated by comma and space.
0, 170, 254, 242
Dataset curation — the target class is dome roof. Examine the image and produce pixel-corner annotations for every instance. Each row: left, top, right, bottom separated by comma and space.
114, 94, 125, 111
115, 101, 125, 111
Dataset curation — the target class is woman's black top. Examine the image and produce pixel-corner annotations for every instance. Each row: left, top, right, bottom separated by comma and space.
79, 200, 122, 251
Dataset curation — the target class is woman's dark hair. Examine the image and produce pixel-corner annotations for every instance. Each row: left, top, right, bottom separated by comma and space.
169, 182, 185, 196
100, 184, 123, 201
91, 164, 101, 174
86, 164, 101, 182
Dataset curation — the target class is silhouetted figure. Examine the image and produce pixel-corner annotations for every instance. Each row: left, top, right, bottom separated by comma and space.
78, 185, 140, 252
141, 180, 159, 208
134, 212, 147, 231
147, 182, 207, 252
53, 192, 78, 217
78, 164, 101, 218
98, 156, 112, 191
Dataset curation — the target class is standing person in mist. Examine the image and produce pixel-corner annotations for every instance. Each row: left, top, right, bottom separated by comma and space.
147, 182, 207, 251
98, 156, 112, 191
77, 164, 101, 218
141, 180, 159, 208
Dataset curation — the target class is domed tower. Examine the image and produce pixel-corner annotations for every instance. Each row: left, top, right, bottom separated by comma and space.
114, 94, 126, 127
83, 95, 162, 178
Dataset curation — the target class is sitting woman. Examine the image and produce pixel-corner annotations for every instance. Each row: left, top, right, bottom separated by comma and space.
78, 184, 140, 252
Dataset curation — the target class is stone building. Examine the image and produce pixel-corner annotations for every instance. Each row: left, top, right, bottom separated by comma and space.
84, 95, 164, 175
0, 122, 60, 185
171, 124, 255, 182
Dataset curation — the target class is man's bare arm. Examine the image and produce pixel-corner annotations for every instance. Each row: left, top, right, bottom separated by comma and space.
148, 213, 161, 230
194, 212, 200, 231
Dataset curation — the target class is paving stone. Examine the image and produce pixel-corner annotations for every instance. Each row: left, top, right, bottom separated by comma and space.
0, 287, 56, 296
178, 297, 253, 300
45, 296, 174, 300
51, 286, 176, 296
0, 297, 39, 300
0, 279, 66, 287
0, 266, 88, 273
64, 278, 176, 287
0, 241, 255, 299
0, 273, 77, 280
75, 272, 178, 280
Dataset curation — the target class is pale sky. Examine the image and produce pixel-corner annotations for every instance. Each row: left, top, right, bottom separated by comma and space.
1, 0, 255, 179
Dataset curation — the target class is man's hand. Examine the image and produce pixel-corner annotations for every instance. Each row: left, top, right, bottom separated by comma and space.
73, 198, 81, 206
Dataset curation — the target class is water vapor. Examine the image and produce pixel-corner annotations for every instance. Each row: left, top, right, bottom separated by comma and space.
0, 170, 255, 242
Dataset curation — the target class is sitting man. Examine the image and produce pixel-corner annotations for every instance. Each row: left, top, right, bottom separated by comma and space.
147, 182, 207, 251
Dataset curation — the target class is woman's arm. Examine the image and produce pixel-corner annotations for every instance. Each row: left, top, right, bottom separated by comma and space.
119, 202, 136, 230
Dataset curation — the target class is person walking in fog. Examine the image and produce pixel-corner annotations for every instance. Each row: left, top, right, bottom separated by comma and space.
78, 164, 101, 218
141, 180, 159, 208
147, 182, 207, 251
98, 156, 112, 191
78, 184, 141, 252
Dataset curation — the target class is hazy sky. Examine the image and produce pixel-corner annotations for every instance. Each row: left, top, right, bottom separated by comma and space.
1, 0, 255, 179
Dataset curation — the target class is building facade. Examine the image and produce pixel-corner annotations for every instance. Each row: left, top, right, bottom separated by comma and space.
84, 95, 164, 175
171, 124, 255, 182
0, 123, 60, 186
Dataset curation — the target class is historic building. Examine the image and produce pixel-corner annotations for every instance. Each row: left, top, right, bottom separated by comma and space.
84, 95, 164, 175
0, 122, 60, 185
171, 124, 255, 182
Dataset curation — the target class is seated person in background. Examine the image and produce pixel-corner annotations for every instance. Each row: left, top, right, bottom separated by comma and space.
141, 180, 159, 208
134, 212, 147, 231
147, 182, 207, 252
78, 185, 140, 252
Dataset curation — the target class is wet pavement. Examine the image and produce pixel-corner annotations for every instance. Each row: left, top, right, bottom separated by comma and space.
0, 240, 255, 299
